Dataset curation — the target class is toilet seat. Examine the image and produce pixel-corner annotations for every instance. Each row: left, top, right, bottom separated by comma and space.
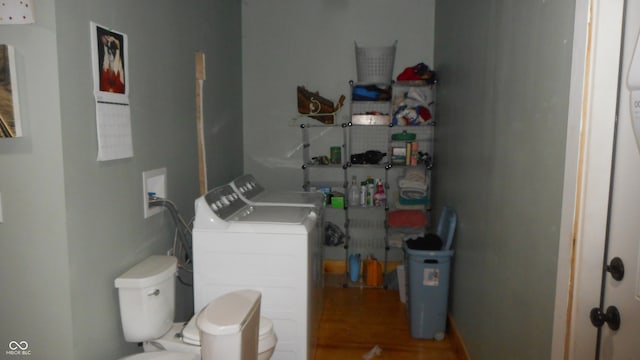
120, 351, 199, 360
180, 314, 200, 345
257, 317, 277, 353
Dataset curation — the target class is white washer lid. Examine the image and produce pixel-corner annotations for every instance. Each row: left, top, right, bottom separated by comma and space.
251, 191, 324, 208
196, 290, 261, 336
228, 205, 313, 224
119, 351, 199, 360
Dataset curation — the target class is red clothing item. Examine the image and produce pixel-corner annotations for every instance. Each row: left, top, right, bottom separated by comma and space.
100, 69, 125, 93
396, 63, 437, 84
397, 67, 422, 81
419, 106, 432, 122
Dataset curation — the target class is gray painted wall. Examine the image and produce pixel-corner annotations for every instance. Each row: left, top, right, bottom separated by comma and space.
0, 1, 74, 357
0, 1, 243, 359
433, 0, 575, 358
241, 0, 436, 192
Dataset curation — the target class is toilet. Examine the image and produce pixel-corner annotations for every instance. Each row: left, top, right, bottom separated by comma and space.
115, 255, 277, 360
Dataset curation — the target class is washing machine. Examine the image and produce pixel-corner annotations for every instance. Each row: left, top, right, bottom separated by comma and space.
229, 173, 326, 261
229, 174, 325, 209
193, 184, 322, 360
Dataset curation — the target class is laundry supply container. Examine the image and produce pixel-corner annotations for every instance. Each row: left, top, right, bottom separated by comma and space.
355, 41, 397, 84
404, 242, 453, 340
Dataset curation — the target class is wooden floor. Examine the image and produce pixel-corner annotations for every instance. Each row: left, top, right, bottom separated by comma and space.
314, 276, 463, 360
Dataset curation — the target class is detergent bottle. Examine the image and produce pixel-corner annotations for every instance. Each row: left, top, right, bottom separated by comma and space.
366, 176, 375, 207
373, 179, 386, 207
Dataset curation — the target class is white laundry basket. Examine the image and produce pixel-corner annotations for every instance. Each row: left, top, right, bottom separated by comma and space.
355, 41, 397, 84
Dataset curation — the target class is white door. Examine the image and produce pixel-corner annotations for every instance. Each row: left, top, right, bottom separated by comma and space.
597, 1, 640, 358
552, 0, 640, 359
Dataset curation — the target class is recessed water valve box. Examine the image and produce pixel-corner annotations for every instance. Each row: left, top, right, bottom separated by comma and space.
143, 168, 167, 218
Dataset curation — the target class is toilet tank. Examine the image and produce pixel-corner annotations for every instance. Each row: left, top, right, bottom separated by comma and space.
114, 255, 177, 342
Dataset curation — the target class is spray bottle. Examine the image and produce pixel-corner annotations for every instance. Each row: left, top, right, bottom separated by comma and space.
373, 179, 386, 207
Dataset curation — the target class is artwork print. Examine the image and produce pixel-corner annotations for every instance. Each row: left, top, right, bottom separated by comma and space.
0, 44, 21, 138
94, 24, 127, 95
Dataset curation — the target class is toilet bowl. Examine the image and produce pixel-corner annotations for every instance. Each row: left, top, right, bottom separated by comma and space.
115, 255, 277, 360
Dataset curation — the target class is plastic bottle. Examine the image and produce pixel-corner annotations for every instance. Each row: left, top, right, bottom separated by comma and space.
366, 177, 375, 207
359, 182, 367, 207
373, 179, 386, 207
349, 254, 361, 282
348, 176, 360, 207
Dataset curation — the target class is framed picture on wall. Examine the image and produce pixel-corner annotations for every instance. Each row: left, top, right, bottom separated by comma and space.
0, 44, 22, 138
90, 21, 129, 103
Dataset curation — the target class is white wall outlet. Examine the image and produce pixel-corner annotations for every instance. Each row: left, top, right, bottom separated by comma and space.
143, 168, 167, 219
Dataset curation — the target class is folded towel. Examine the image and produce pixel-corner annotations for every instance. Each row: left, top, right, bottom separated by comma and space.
391, 192, 425, 210
399, 180, 428, 191
387, 210, 427, 228
404, 168, 426, 181
400, 188, 427, 199
398, 169, 428, 190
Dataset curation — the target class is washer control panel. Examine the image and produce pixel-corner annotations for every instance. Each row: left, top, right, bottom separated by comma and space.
203, 184, 248, 220
232, 174, 265, 200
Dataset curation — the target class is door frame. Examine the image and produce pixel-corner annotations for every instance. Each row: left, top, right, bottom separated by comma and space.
552, 0, 626, 358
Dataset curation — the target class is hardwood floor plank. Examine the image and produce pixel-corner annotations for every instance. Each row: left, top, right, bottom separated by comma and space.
315, 284, 461, 359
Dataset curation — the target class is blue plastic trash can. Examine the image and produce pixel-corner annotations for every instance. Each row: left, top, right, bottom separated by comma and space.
404, 243, 454, 340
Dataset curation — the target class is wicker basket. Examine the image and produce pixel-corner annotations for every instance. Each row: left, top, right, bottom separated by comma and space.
355, 41, 397, 84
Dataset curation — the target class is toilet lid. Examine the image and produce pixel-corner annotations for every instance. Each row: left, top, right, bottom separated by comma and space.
119, 351, 199, 360
181, 314, 276, 352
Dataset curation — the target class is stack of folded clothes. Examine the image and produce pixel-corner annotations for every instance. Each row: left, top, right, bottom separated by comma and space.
387, 209, 428, 248
398, 168, 429, 205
